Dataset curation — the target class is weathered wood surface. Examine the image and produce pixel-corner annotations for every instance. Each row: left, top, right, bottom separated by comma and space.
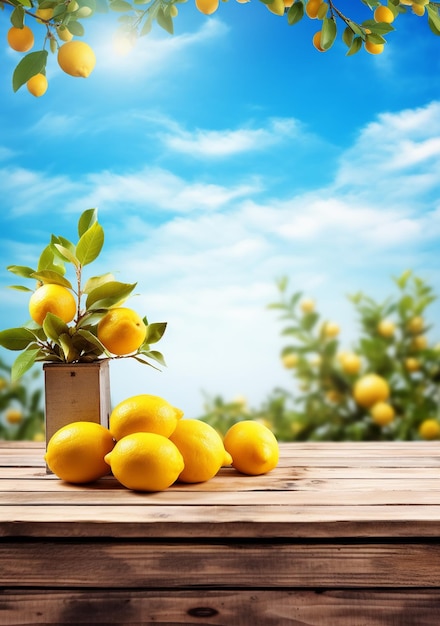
2, 441, 440, 625
1, 441, 440, 538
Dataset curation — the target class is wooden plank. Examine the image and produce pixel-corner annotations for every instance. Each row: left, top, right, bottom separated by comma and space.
2, 505, 440, 539
2, 541, 440, 589
1, 589, 439, 625
2, 485, 440, 506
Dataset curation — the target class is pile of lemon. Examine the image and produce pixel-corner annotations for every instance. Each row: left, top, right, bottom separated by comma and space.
45, 394, 279, 491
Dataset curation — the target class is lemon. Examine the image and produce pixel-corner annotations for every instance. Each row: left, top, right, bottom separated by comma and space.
169, 419, 232, 483
313, 31, 325, 52
365, 41, 385, 55
374, 5, 395, 23
339, 352, 361, 375
5, 408, 23, 424
104, 432, 184, 491
97, 307, 146, 355
377, 319, 395, 338
266, 0, 285, 16
57, 40, 96, 78
195, 0, 219, 14
300, 298, 315, 314
418, 419, 440, 440
407, 316, 424, 334
223, 420, 279, 476
370, 402, 395, 427
322, 322, 340, 338
353, 373, 390, 408
35, 8, 54, 23
7, 26, 34, 52
27, 73, 48, 97
45, 421, 115, 484
109, 393, 183, 441
282, 353, 298, 369
305, 0, 323, 18
29, 283, 76, 326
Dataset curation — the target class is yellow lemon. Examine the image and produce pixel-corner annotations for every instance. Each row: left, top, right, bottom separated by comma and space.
365, 41, 385, 55
7, 26, 34, 52
322, 321, 340, 338
411, 335, 428, 351
300, 298, 315, 313
353, 374, 390, 408
418, 419, 440, 440
169, 419, 232, 483
377, 319, 395, 338
29, 283, 76, 326
305, 0, 323, 18
195, 0, 219, 14
45, 421, 115, 483
405, 357, 420, 373
282, 353, 298, 369
27, 73, 48, 97
407, 316, 424, 334
109, 393, 183, 441
57, 40, 96, 78
35, 8, 54, 23
223, 420, 279, 476
339, 352, 361, 375
374, 5, 395, 23
370, 402, 395, 427
5, 408, 23, 424
97, 307, 146, 355
104, 432, 184, 491
313, 31, 326, 52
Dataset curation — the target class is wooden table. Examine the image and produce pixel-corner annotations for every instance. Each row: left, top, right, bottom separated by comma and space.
1, 441, 440, 625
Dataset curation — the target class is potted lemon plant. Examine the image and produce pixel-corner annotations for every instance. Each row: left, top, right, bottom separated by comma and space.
0, 209, 167, 445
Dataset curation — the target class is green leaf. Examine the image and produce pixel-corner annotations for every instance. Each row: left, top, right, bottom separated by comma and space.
12, 50, 48, 92
66, 20, 85, 36
287, 1, 304, 25
7, 265, 36, 279
8, 285, 33, 292
346, 36, 362, 56
42, 313, 71, 344
38, 244, 66, 274
78, 208, 98, 237
76, 222, 104, 266
427, 4, 440, 36
110, 0, 133, 10
74, 329, 106, 353
53, 243, 80, 267
347, 20, 364, 37
144, 322, 167, 344
85, 281, 137, 309
58, 332, 78, 361
140, 15, 153, 35
321, 17, 337, 50
0, 327, 36, 351
342, 26, 354, 48
362, 19, 394, 35
11, 348, 41, 381
10, 6, 25, 27
365, 32, 386, 44
156, 7, 173, 34
83, 273, 115, 294
30, 270, 73, 289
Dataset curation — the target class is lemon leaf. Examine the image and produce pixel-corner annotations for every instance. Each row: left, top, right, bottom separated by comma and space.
11, 348, 41, 381
287, 1, 304, 25
76, 222, 104, 266
43, 313, 71, 344
78, 208, 98, 237
86, 281, 136, 309
144, 322, 167, 344
12, 50, 48, 92
7, 265, 36, 279
0, 328, 36, 351
83, 273, 116, 294
30, 271, 73, 289
321, 17, 337, 50
10, 6, 25, 28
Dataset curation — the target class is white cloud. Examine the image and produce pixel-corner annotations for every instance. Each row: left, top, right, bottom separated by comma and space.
159, 117, 301, 158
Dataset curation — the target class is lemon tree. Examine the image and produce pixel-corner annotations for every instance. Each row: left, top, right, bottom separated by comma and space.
0, 356, 44, 440
265, 270, 440, 441
2, 0, 440, 94
0, 208, 167, 381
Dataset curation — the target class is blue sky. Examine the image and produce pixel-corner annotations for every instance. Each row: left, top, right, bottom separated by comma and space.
1, 3, 439, 417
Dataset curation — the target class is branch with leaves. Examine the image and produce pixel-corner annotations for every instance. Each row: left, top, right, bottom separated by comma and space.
2, 0, 439, 95
0, 209, 167, 380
